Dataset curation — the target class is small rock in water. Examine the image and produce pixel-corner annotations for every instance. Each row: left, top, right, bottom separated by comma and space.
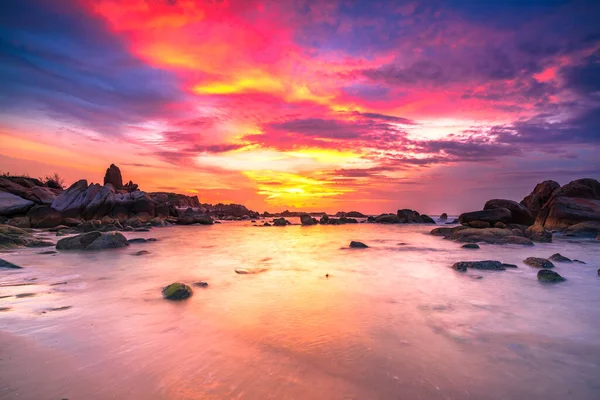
235, 268, 249, 274
38, 250, 57, 255
133, 250, 150, 256
537, 269, 565, 282
15, 293, 36, 298
325, 273, 329, 278
549, 253, 572, 263
193, 281, 209, 287
452, 260, 509, 272
469, 275, 483, 280
128, 238, 148, 244
234, 268, 268, 275
0, 258, 22, 269
461, 243, 480, 249
162, 282, 193, 300
25, 240, 54, 248
349, 241, 369, 248
524, 257, 555, 269
573, 259, 586, 264
263, 222, 271, 227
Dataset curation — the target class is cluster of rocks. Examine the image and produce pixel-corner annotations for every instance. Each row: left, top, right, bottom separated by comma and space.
0, 164, 264, 231
437, 178, 600, 245
367, 209, 436, 224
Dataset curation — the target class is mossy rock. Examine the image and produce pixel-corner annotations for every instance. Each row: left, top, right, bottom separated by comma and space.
537, 270, 565, 283
162, 282, 193, 300
524, 257, 555, 269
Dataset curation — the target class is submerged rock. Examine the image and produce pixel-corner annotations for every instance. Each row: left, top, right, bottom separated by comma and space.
235, 268, 268, 275
272, 218, 290, 226
524, 257, 555, 269
349, 241, 369, 248
24, 240, 54, 248
461, 243, 480, 249
193, 281, 209, 287
0, 258, 22, 269
128, 238, 150, 244
537, 269, 565, 283
162, 282, 193, 300
549, 253, 572, 263
300, 214, 318, 226
504, 236, 534, 246
452, 260, 511, 272
133, 250, 150, 256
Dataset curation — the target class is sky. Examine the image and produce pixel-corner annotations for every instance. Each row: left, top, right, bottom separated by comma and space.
1, 0, 599, 214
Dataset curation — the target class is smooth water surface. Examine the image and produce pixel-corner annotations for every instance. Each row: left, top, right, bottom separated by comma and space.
1, 220, 600, 399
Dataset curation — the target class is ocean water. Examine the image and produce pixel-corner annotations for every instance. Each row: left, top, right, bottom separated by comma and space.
1, 219, 600, 400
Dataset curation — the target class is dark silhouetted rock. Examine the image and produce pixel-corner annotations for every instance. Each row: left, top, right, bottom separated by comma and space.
421, 214, 436, 224
273, 218, 290, 226
346, 211, 366, 218
319, 215, 329, 224
104, 164, 123, 188
537, 269, 565, 282
56, 231, 102, 250
85, 232, 129, 250
0, 258, 22, 269
263, 222, 271, 226
494, 222, 507, 229
176, 208, 213, 225
504, 236, 534, 246
549, 253, 572, 263
300, 214, 318, 226
452, 261, 509, 271
133, 250, 150, 256
484, 199, 534, 225
375, 213, 399, 223
459, 208, 512, 225
462, 243, 480, 249
349, 241, 369, 248
193, 281, 208, 287
439, 213, 448, 220
524, 257, 555, 269
162, 282, 192, 300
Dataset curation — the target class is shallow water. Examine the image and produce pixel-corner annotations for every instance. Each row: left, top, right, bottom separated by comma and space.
1, 220, 600, 399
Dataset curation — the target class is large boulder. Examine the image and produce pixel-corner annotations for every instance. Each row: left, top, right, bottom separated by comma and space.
537, 270, 565, 282
300, 215, 317, 226
520, 180, 560, 220
375, 213, 400, 223
431, 226, 531, 245
484, 199, 534, 225
27, 205, 62, 228
0, 191, 34, 216
459, 208, 512, 225
56, 231, 129, 250
562, 221, 600, 238
51, 180, 96, 218
104, 164, 123, 188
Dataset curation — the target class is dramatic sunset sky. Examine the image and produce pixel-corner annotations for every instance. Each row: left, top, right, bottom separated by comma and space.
1, 0, 599, 213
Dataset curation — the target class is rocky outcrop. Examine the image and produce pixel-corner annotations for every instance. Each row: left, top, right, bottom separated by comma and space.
273, 217, 291, 226
103, 164, 123, 188
300, 214, 318, 226
520, 180, 560, 220
349, 241, 368, 248
0, 177, 62, 209
459, 208, 512, 225
162, 282, 193, 300
0, 191, 34, 216
176, 208, 213, 225
537, 270, 565, 282
375, 213, 400, 223
336, 211, 366, 218
530, 179, 600, 232
484, 199, 534, 225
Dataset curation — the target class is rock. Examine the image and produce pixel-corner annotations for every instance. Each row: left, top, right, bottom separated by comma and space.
78, 220, 102, 232
25, 240, 54, 248
235, 268, 249, 274
104, 164, 123, 188
549, 253, 572, 263
542, 196, 600, 231
504, 236, 534, 246
461, 243, 480, 249
520, 180, 560, 220
349, 241, 369, 248
319, 215, 329, 224
273, 217, 290, 226
133, 250, 150, 256
484, 199, 534, 225
27, 205, 62, 228
494, 222, 507, 229
0, 258, 22, 269
162, 282, 193, 300
439, 213, 448, 220
51, 179, 95, 218
56, 231, 102, 250
430, 226, 467, 237
524, 257, 555, 269
0, 191, 34, 216
30, 186, 58, 205
263, 222, 271, 227
62, 217, 82, 227
375, 213, 399, 223
449, 227, 521, 244
459, 208, 512, 225
234, 268, 268, 274
0, 224, 37, 249
8, 216, 31, 229
38, 250, 57, 254
48, 225, 70, 232
562, 221, 600, 238
451, 261, 510, 272
85, 232, 129, 250
176, 208, 213, 225
128, 238, 149, 244
524, 224, 553, 242
346, 211, 366, 218
537, 269, 565, 282
300, 214, 318, 226
469, 220, 491, 229
421, 214, 436, 224
193, 281, 208, 287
